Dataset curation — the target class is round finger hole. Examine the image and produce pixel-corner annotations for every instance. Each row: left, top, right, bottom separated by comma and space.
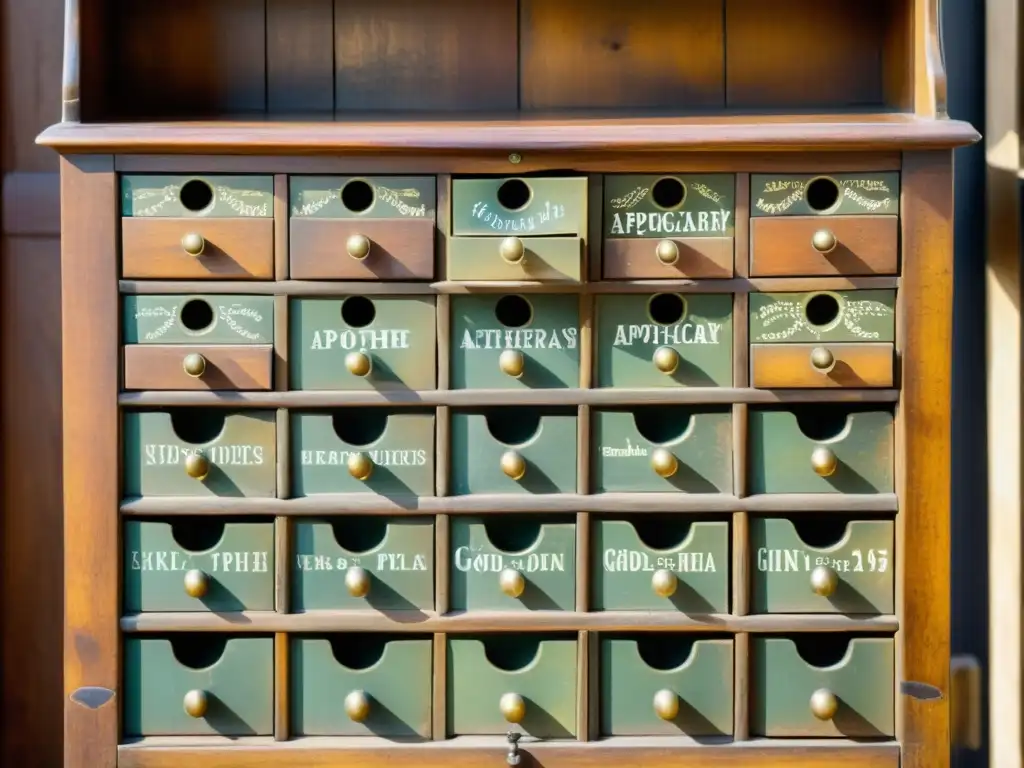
494, 295, 533, 328
647, 293, 686, 326
179, 179, 214, 213
341, 296, 376, 328
496, 179, 532, 211
341, 180, 375, 213
805, 177, 840, 213
804, 293, 840, 327
651, 177, 686, 210
179, 299, 215, 332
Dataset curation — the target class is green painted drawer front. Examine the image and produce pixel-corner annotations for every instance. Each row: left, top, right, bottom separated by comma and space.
447, 236, 582, 282
122, 175, 274, 218
289, 297, 437, 391
123, 410, 276, 498
451, 177, 587, 237
749, 407, 894, 494
592, 407, 733, 493
596, 294, 733, 388
600, 637, 733, 736
292, 518, 434, 612
451, 295, 580, 389
604, 175, 736, 239
451, 517, 576, 612
123, 295, 274, 344
592, 519, 729, 612
752, 636, 895, 737
448, 636, 577, 737
750, 290, 896, 344
750, 174, 900, 217
291, 176, 437, 220
451, 409, 577, 495
751, 518, 894, 614
292, 410, 434, 496
124, 520, 274, 612
123, 636, 273, 736
291, 636, 432, 737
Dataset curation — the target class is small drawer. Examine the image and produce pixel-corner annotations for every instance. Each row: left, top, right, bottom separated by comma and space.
451, 516, 576, 612
292, 517, 434, 612
447, 235, 582, 282
451, 177, 587, 237
124, 518, 274, 612
752, 635, 895, 737
291, 635, 433, 737
592, 407, 733, 494
596, 293, 733, 388
121, 175, 274, 280
600, 636, 734, 736
292, 409, 434, 497
289, 296, 436, 391
448, 636, 577, 737
124, 635, 274, 736
751, 516, 894, 614
290, 176, 436, 280
748, 406, 894, 494
750, 173, 900, 217
451, 294, 580, 389
124, 409, 277, 497
602, 174, 735, 279
750, 216, 898, 277
451, 408, 577, 495
592, 518, 730, 612
751, 343, 894, 389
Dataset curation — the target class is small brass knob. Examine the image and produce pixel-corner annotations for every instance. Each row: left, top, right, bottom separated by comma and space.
499, 237, 525, 264
345, 566, 371, 598
501, 450, 527, 481
811, 565, 839, 597
183, 569, 209, 598
651, 448, 678, 479
810, 688, 839, 721
346, 234, 372, 260
183, 689, 208, 718
345, 351, 372, 377
652, 569, 678, 598
653, 689, 680, 721
811, 229, 838, 254
344, 690, 371, 722
810, 446, 838, 477
499, 349, 525, 378
656, 239, 680, 265
182, 352, 207, 378
810, 347, 835, 372
652, 346, 679, 375
185, 453, 210, 481
499, 568, 526, 598
181, 232, 205, 256
500, 692, 526, 724
348, 452, 374, 482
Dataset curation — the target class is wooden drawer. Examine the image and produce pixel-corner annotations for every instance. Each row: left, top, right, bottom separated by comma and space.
750, 173, 900, 217
602, 174, 735, 279
124, 519, 275, 612
447, 235, 583, 282
600, 636, 733, 736
292, 517, 434, 612
750, 215, 899, 277
592, 518, 730, 612
592, 407, 733, 494
291, 636, 433, 737
450, 516, 576, 612
751, 342, 895, 389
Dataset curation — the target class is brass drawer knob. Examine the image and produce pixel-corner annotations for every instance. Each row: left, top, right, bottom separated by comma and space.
345, 690, 371, 722
810, 346, 835, 372
346, 234, 372, 261
501, 450, 527, 481
810, 565, 839, 597
810, 446, 838, 477
345, 351, 372, 377
181, 232, 205, 256
651, 448, 678, 478
499, 349, 525, 378
653, 346, 679, 375
182, 353, 207, 378
345, 566, 371, 598
811, 229, 838, 254
183, 689, 208, 718
656, 239, 680, 265
185, 453, 210, 481
653, 689, 680, 720
348, 452, 374, 482
810, 688, 839, 721
499, 568, 526, 598
499, 237, 525, 264
183, 569, 209, 598
500, 692, 526, 724
651, 569, 678, 598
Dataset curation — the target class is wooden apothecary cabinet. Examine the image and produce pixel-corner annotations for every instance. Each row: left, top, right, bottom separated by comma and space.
40, 1, 979, 766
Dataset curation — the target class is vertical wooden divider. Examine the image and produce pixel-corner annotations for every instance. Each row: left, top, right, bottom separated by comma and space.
734, 632, 750, 740
587, 175, 604, 282
734, 172, 750, 280
433, 632, 448, 740
274, 174, 289, 281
